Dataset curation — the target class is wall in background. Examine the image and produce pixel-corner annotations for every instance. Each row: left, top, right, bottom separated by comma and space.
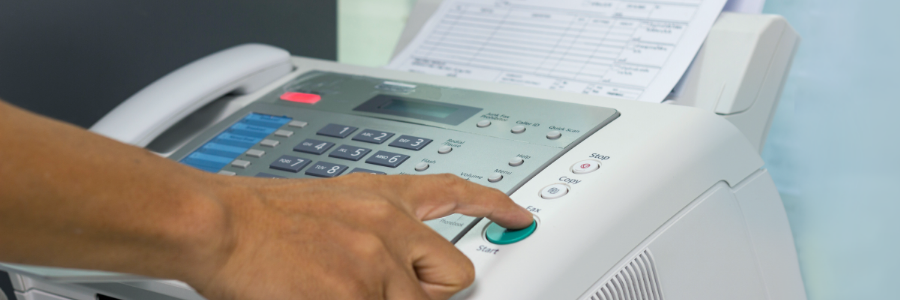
0, 0, 336, 128
761, 0, 900, 298
338, 0, 416, 66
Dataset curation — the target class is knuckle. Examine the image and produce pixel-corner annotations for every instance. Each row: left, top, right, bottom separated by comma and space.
447, 257, 476, 288
489, 188, 510, 202
438, 174, 466, 189
364, 199, 402, 220
350, 233, 390, 260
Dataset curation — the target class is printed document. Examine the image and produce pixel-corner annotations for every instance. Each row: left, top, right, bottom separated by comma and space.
388, 0, 727, 103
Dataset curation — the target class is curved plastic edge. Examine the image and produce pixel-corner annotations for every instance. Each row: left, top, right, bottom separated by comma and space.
89, 43, 292, 147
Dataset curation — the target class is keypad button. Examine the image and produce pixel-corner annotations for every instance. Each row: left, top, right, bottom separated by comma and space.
511, 125, 526, 134
540, 184, 569, 199
294, 139, 335, 155
231, 159, 251, 169
349, 168, 387, 175
572, 160, 601, 174
415, 162, 430, 172
305, 162, 349, 178
438, 145, 453, 154
274, 129, 294, 138
389, 135, 432, 151
317, 124, 358, 138
352, 129, 396, 144
245, 149, 265, 158
269, 155, 312, 173
488, 173, 503, 183
260, 139, 280, 148
288, 120, 308, 128
476, 120, 492, 128
329, 145, 372, 161
255, 172, 285, 178
217, 170, 237, 176
509, 157, 525, 166
546, 131, 562, 140
366, 151, 410, 168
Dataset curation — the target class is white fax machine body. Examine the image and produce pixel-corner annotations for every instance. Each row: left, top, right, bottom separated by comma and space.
0, 13, 805, 300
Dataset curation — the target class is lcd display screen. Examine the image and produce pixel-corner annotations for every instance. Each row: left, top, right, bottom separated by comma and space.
354, 95, 482, 125
380, 99, 458, 119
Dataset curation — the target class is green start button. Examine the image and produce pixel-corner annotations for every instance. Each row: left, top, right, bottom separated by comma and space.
485, 220, 538, 245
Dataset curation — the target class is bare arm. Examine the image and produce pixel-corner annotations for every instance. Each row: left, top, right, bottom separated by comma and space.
0, 100, 534, 299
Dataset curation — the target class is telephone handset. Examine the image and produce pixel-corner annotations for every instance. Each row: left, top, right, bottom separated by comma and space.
89, 44, 293, 147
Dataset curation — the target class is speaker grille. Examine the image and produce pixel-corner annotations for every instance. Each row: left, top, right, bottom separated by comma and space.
588, 249, 664, 300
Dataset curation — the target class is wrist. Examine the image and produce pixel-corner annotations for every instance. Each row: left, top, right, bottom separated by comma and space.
145, 174, 237, 288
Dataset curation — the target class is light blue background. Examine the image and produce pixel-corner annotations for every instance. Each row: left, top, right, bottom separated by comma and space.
338, 1, 900, 298
761, 0, 900, 298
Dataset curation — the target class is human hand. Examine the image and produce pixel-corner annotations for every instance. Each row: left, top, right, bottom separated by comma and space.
187, 173, 533, 300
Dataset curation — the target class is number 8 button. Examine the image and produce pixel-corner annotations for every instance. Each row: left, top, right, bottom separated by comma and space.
306, 162, 349, 178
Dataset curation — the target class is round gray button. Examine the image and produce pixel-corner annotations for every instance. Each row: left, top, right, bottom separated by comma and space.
509, 157, 524, 166
477, 120, 492, 128
546, 130, 562, 140
511, 125, 527, 134
488, 173, 504, 183
540, 184, 569, 199
415, 162, 430, 172
438, 145, 453, 154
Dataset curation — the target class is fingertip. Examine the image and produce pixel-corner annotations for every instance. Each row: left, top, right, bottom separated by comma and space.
488, 206, 535, 230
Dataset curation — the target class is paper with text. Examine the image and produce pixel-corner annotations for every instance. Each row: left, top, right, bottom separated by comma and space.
388, 0, 727, 103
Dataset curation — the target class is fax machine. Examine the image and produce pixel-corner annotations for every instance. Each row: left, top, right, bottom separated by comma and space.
1, 12, 804, 300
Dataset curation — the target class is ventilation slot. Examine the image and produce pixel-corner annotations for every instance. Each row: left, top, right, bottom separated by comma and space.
588, 249, 663, 300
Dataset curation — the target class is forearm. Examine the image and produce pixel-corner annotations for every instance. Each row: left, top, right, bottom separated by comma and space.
0, 100, 229, 283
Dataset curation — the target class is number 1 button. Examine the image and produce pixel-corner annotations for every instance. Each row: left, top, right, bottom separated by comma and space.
352, 129, 395, 144
317, 124, 358, 138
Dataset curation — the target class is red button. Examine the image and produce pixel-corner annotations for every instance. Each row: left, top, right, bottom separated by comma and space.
280, 92, 321, 104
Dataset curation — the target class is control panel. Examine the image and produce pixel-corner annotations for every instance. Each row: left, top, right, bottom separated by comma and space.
170, 71, 619, 242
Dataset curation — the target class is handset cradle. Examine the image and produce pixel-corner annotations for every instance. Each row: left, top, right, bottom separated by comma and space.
90, 43, 293, 147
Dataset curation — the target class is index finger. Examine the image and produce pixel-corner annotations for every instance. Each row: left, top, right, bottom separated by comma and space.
386, 174, 534, 229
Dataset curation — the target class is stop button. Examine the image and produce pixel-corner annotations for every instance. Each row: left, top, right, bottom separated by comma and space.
571, 160, 601, 174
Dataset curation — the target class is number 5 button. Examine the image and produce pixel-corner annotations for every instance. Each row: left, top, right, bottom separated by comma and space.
366, 151, 410, 168
352, 129, 395, 144
329, 145, 372, 161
